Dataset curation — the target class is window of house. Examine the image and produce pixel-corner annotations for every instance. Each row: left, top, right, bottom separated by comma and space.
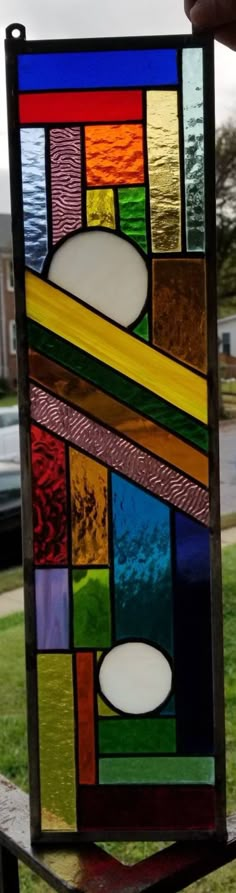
7, 258, 14, 291
222, 332, 231, 356
9, 320, 16, 355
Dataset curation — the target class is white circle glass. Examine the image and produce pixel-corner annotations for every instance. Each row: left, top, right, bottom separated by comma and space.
99, 641, 172, 715
48, 229, 148, 327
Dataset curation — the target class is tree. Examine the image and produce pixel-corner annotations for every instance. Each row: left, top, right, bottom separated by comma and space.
216, 122, 236, 304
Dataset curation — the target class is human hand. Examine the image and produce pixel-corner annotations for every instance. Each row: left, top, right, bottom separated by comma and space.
185, 0, 236, 49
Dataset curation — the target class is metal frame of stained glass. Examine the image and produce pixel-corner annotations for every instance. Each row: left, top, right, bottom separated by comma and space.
5, 23, 226, 843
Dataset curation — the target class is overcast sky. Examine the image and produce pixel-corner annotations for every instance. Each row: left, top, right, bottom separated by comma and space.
1, 0, 236, 211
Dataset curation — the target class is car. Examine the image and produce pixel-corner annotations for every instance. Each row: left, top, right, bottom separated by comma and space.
0, 460, 22, 566
0, 405, 20, 461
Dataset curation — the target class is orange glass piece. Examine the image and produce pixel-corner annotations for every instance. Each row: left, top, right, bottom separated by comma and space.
76, 652, 96, 784
152, 259, 207, 373
85, 124, 144, 186
69, 448, 108, 565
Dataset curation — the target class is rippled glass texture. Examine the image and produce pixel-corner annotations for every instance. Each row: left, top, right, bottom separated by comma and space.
85, 124, 144, 186
69, 448, 108, 565
147, 91, 181, 252
183, 49, 205, 251
20, 127, 48, 272
118, 187, 147, 253
112, 474, 173, 652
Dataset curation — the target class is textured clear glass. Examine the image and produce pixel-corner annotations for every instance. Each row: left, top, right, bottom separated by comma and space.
20, 128, 48, 272
183, 49, 205, 251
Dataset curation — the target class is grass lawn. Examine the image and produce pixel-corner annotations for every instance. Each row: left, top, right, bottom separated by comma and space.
0, 392, 18, 407
0, 565, 23, 594
221, 513, 236, 531
1, 546, 236, 891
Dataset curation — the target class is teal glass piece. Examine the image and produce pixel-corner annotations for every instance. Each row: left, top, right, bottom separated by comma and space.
112, 474, 173, 653
183, 49, 205, 251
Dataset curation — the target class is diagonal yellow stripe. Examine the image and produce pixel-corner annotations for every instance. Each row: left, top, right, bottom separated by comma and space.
26, 271, 208, 424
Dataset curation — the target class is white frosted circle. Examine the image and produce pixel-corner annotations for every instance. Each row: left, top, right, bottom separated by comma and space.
47, 230, 148, 327
99, 642, 172, 715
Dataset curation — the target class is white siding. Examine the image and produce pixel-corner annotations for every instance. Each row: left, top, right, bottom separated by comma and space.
218, 316, 236, 358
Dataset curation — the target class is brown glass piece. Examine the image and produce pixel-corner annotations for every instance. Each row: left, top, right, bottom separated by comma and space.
152, 259, 207, 373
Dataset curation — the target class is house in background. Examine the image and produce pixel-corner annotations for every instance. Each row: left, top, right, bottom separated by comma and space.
0, 213, 17, 389
218, 315, 236, 359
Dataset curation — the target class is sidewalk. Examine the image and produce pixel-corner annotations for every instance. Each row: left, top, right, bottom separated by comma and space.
0, 587, 24, 618
0, 529, 236, 619
221, 527, 236, 547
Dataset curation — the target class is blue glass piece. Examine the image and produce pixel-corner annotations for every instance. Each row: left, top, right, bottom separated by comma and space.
174, 512, 213, 754
111, 474, 173, 654
20, 128, 48, 272
183, 48, 205, 251
18, 50, 178, 91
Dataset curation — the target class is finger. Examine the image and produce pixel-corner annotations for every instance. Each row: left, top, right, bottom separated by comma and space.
214, 21, 236, 48
184, 0, 195, 19
190, 0, 236, 29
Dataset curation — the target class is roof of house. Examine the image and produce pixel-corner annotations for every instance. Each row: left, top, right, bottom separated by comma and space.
0, 214, 12, 252
218, 314, 236, 324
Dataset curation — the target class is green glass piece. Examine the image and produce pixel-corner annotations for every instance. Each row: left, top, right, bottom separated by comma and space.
133, 312, 149, 342
99, 718, 176, 754
37, 654, 76, 829
28, 321, 208, 452
99, 757, 215, 785
118, 187, 147, 253
73, 568, 111, 648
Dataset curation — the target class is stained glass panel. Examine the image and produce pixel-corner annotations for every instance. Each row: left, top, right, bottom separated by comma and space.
5, 26, 225, 842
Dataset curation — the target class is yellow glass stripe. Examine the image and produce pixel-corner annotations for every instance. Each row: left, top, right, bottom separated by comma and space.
37, 654, 76, 830
147, 91, 181, 252
86, 188, 115, 228
26, 271, 207, 423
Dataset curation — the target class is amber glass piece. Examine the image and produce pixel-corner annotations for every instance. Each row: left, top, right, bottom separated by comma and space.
69, 448, 108, 565
86, 188, 115, 228
85, 124, 144, 186
152, 259, 207, 373
147, 91, 181, 252
29, 351, 208, 486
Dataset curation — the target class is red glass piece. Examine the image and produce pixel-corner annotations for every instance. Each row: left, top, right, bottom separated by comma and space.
76, 652, 97, 785
19, 90, 143, 124
31, 423, 68, 565
76, 785, 216, 834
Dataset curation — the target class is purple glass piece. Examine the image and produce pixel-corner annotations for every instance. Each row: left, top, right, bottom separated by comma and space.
35, 568, 69, 650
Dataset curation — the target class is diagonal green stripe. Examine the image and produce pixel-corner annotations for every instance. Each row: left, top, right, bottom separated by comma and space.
99, 757, 215, 785
28, 320, 208, 453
